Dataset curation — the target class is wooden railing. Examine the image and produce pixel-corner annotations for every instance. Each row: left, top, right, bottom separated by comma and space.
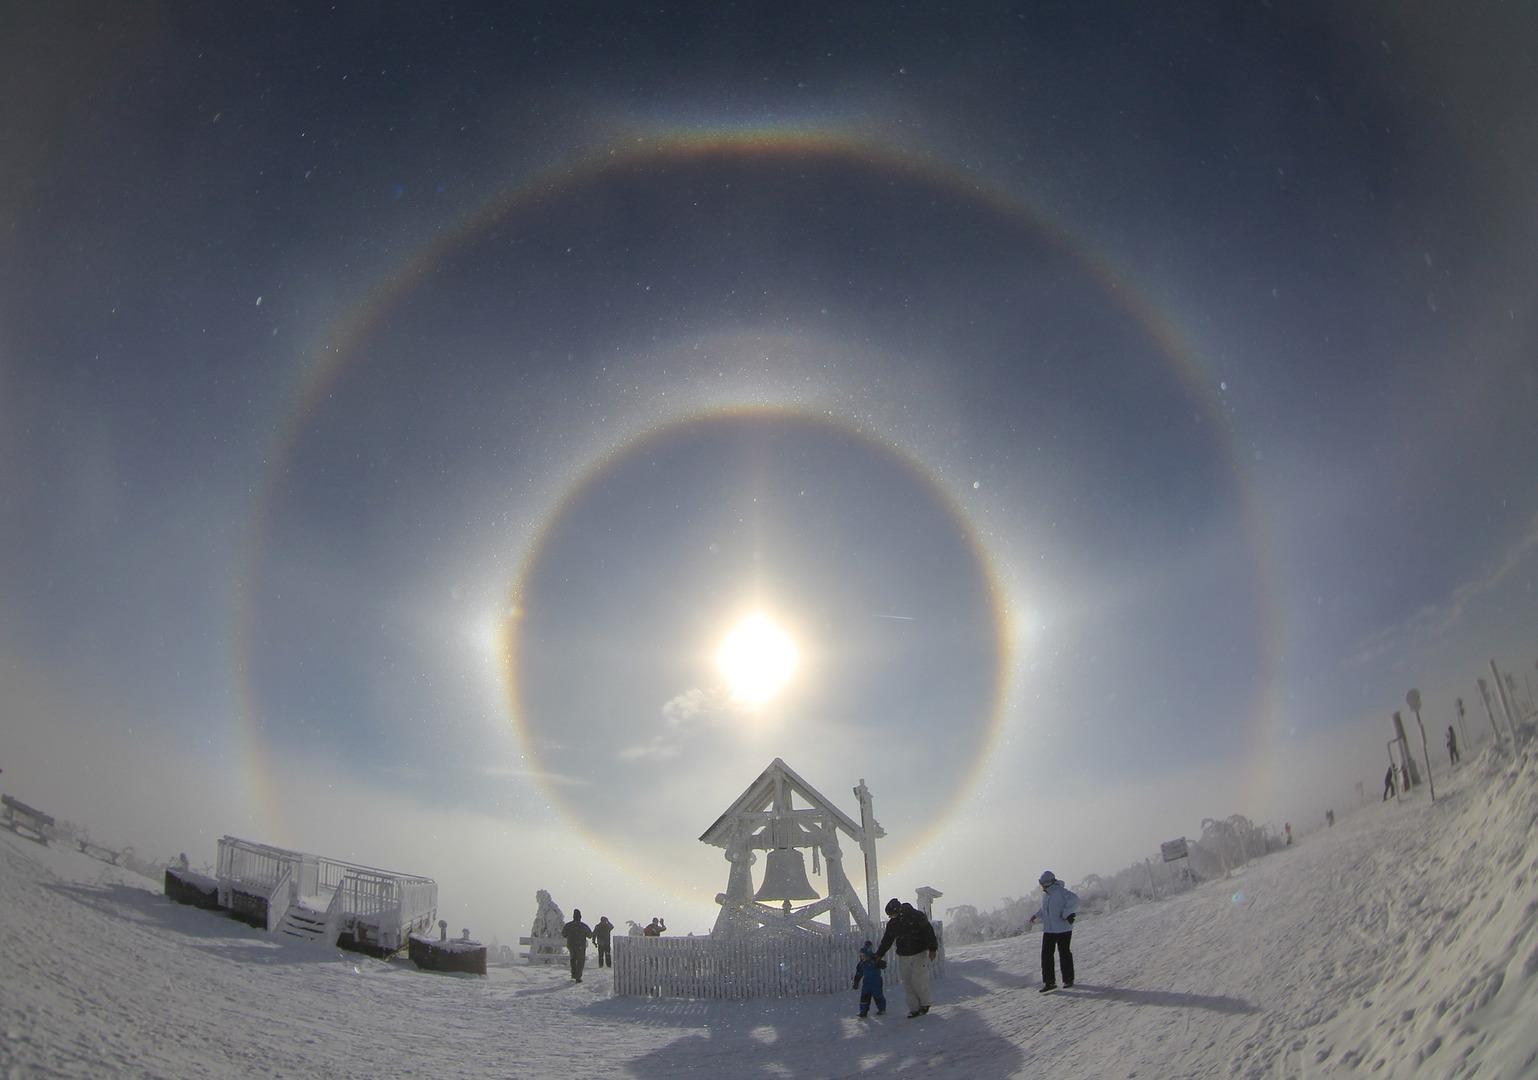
266, 865, 293, 934
518, 935, 566, 964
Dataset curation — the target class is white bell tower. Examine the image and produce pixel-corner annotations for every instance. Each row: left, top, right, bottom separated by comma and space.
700, 758, 885, 939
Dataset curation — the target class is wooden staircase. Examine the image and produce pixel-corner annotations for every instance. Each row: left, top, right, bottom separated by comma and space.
275, 904, 333, 945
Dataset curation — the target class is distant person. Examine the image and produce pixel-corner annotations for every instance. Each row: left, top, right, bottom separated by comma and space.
1027, 870, 1080, 993
1284, 823, 1292, 846
562, 909, 593, 982
850, 940, 887, 1018
875, 898, 939, 1018
1447, 726, 1460, 765
643, 917, 666, 937
593, 916, 615, 968
1383, 766, 1396, 801
1326, 809, 1335, 827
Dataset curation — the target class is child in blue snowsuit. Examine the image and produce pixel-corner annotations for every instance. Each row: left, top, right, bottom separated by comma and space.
852, 941, 887, 1017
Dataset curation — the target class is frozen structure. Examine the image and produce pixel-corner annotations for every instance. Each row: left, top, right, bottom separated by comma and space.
612, 760, 890, 998
520, 889, 566, 964
191, 836, 437, 956
700, 758, 884, 940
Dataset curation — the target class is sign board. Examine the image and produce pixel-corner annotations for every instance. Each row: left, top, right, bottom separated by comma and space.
1160, 837, 1189, 862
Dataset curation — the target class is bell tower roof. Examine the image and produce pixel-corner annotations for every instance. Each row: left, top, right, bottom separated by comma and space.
698, 757, 869, 847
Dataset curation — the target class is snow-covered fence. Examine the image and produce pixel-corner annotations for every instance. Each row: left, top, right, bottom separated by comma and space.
216, 838, 288, 906
518, 935, 565, 964
614, 934, 870, 1000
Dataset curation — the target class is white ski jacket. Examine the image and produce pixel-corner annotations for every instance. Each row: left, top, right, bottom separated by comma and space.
1035, 882, 1080, 933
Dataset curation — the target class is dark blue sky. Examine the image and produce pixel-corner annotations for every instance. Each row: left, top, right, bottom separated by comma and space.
3, 2, 1535, 936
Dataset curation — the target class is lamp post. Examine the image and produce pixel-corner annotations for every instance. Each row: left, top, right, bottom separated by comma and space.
1407, 689, 1435, 802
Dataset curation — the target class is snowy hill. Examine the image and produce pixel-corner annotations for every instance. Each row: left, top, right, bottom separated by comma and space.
3, 745, 1536, 1079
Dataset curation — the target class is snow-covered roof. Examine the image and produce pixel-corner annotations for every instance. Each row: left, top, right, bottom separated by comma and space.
698, 758, 865, 847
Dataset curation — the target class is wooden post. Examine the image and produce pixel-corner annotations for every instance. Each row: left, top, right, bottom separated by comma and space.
1490, 660, 1521, 741
1477, 678, 1502, 744
1408, 689, 1435, 802
856, 779, 880, 939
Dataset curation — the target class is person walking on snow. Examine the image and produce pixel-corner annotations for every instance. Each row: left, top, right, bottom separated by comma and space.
562, 909, 593, 982
1027, 870, 1079, 992
592, 916, 615, 968
851, 940, 887, 1018
1383, 765, 1396, 801
875, 898, 939, 1018
1446, 725, 1460, 766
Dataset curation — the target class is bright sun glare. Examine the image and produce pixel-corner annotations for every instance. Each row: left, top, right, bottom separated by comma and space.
715, 613, 800, 707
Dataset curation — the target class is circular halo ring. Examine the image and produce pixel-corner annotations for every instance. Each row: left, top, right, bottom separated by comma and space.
235, 130, 1280, 871
501, 403, 1014, 872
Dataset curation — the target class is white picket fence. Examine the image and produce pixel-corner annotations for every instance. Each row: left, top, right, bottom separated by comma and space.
611, 928, 942, 1000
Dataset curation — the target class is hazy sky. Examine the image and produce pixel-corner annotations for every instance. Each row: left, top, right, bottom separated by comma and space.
3, 3, 1536, 941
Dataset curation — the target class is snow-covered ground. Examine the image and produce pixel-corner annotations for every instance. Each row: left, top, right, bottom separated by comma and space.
3, 744, 1536, 1079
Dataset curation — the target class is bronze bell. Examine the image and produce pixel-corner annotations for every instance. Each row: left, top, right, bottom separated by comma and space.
753, 848, 819, 901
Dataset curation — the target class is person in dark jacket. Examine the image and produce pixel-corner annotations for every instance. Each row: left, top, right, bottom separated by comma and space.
851, 940, 887, 1018
1446, 726, 1460, 765
593, 916, 615, 968
1383, 766, 1396, 801
562, 909, 593, 982
874, 898, 939, 1018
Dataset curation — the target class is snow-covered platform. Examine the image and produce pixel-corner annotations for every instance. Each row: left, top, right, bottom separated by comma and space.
196, 835, 438, 957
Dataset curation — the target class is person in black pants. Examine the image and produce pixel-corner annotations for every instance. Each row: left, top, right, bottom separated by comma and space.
592, 916, 614, 967
1027, 870, 1080, 992
562, 909, 593, 982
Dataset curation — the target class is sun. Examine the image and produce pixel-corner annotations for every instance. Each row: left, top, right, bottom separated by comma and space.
715, 613, 800, 707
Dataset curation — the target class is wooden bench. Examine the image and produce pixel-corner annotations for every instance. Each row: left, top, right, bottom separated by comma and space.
76, 838, 120, 864
1, 794, 55, 845
518, 935, 567, 964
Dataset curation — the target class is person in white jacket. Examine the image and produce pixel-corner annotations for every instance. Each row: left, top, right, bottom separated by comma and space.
1027, 870, 1079, 992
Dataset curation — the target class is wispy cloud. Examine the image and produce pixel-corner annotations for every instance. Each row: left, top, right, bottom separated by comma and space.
617, 686, 739, 760
1345, 513, 1538, 668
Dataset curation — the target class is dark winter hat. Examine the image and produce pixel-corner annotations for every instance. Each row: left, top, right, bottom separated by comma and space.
860, 941, 874, 956
884, 898, 902, 916
1038, 871, 1056, 886
573, 908, 581, 918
